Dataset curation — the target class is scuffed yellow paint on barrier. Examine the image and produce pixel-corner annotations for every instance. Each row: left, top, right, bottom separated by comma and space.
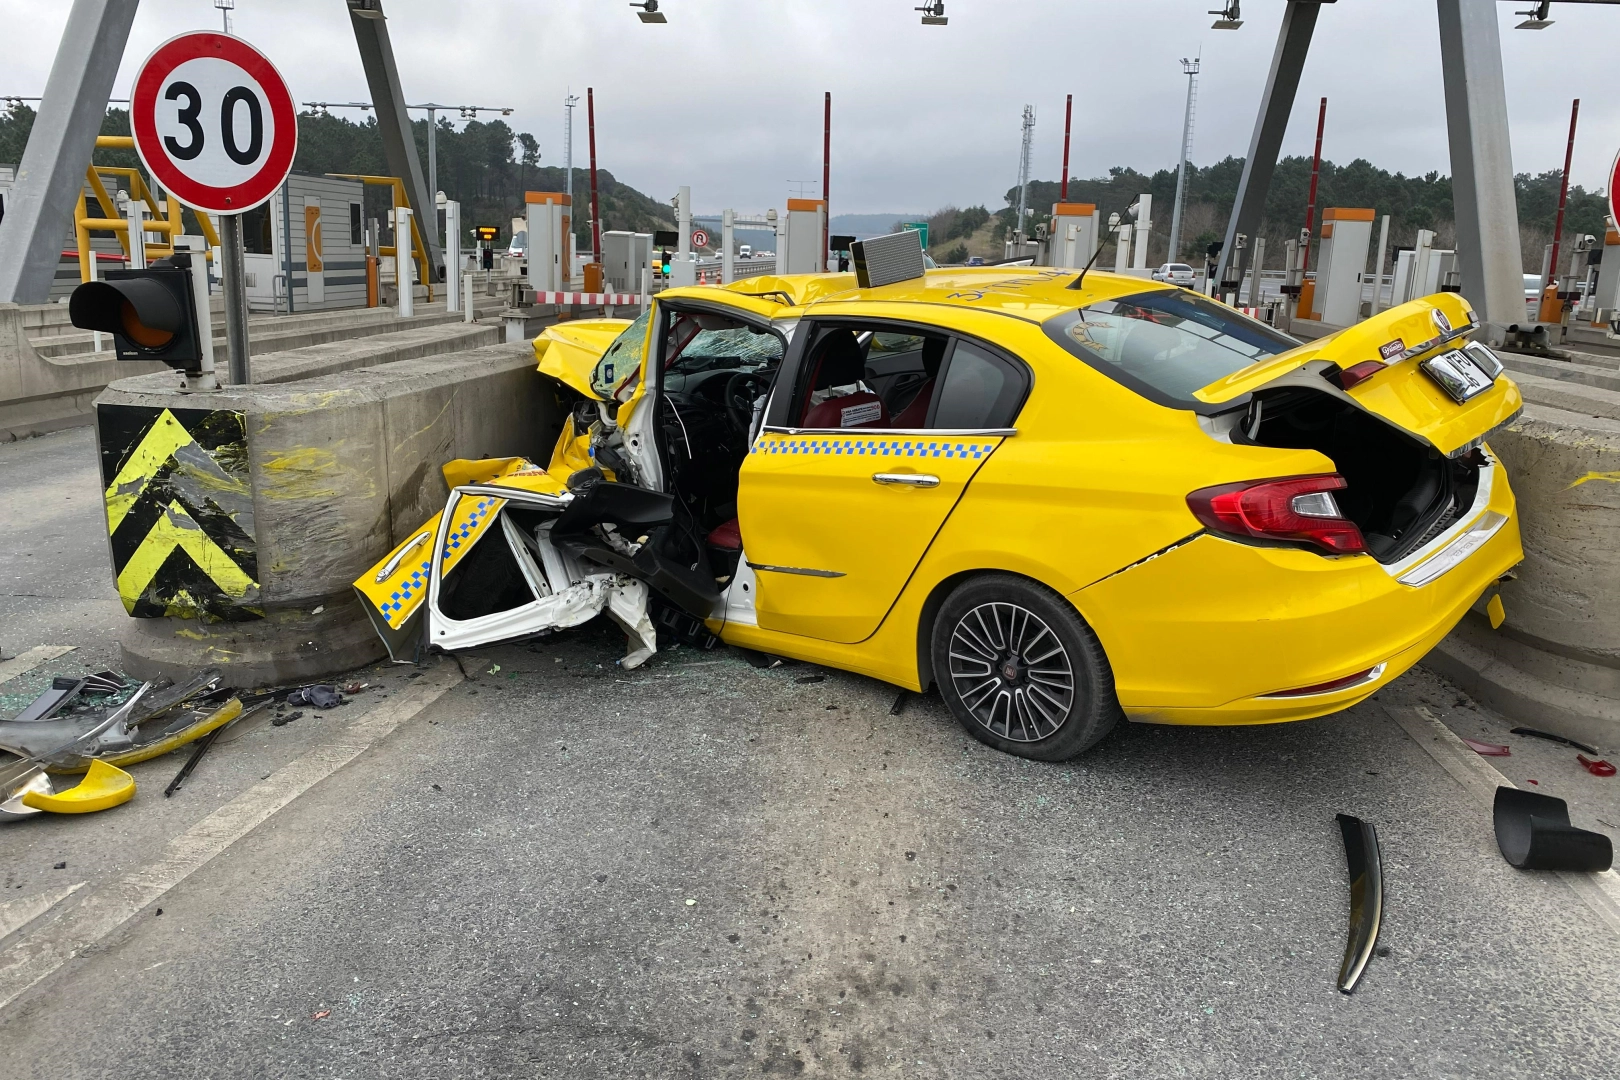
1566, 470, 1620, 489
261, 445, 342, 500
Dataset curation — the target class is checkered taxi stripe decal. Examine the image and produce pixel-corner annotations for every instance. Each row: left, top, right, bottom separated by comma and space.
443, 498, 499, 558
383, 557, 433, 628
751, 437, 996, 459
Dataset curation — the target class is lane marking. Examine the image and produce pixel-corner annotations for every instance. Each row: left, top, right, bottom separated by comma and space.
1389, 704, 1620, 936
0, 646, 76, 688
0, 883, 85, 942
0, 659, 463, 1013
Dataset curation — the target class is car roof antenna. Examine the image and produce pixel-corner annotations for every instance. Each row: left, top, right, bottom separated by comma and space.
1070, 210, 1127, 292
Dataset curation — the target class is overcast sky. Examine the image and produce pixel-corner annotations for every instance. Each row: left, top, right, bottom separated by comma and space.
6, 0, 1617, 216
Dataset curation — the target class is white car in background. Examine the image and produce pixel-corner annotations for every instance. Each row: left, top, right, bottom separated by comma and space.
1152, 262, 1196, 286
738, 244, 753, 259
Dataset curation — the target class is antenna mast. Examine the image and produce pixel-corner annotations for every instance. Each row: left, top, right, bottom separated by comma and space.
1015, 105, 1035, 250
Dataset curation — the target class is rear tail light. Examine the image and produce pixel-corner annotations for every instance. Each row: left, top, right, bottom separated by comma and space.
1338, 360, 1386, 389
1187, 474, 1368, 555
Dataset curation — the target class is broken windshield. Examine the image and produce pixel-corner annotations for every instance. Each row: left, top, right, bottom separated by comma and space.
591, 310, 652, 400
1046, 290, 1297, 405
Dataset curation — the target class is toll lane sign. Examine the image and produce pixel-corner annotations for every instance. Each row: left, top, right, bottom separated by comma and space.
131, 32, 297, 214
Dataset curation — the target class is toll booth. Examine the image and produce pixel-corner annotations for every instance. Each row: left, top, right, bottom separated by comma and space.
780, 198, 827, 275
1311, 208, 1375, 325
1591, 228, 1620, 324
1048, 203, 1099, 269
602, 230, 654, 293
525, 191, 573, 293
236, 173, 367, 313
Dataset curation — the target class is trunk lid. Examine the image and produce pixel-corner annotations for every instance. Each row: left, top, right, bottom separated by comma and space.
1194, 294, 1522, 456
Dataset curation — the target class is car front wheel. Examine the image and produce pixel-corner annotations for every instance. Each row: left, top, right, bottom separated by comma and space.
930, 574, 1121, 761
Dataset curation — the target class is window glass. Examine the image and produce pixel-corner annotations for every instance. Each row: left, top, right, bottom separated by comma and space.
591, 309, 652, 400
666, 325, 782, 376
350, 203, 363, 246
931, 341, 1025, 429
1049, 289, 1296, 403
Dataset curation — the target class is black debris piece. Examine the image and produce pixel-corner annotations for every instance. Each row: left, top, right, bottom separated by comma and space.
12, 679, 86, 724
890, 692, 909, 717
1510, 727, 1601, 756
796, 675, 826, 685
53, 861, 66, 869
1493, 786, 1613, 872
164, 701, 269, 797
272, 710, 304, 728
737, 648, 782, 670
285, 685, 342, 709
1335, 814, 1384, 995
80, 671, 127, 695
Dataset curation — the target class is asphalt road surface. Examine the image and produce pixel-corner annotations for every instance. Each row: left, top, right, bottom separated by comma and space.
2, 427, 1618, 1078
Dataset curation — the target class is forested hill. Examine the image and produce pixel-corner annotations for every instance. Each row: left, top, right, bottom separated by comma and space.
0, 104, 675, 248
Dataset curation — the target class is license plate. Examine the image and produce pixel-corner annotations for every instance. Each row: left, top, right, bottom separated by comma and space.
1420, 348, 1496, 403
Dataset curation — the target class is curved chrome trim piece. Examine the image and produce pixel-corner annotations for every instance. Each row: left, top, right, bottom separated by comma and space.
746, 562, 845, 579
872, 473, 940, 487
1335, 813, 1384, 995
1257, 662, 1387, 700
759, 425, 1017, 438
451, 484, 571, 508
375, 531, 431, 583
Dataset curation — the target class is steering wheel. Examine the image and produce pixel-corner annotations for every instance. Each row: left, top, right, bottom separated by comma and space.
724, 372, 771, 435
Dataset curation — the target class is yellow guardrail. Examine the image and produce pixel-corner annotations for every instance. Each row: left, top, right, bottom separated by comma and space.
324, 172, 435, 302
74, 135, 221, 282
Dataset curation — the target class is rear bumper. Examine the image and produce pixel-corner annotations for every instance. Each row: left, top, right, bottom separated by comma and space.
1074, 461, 1522, 726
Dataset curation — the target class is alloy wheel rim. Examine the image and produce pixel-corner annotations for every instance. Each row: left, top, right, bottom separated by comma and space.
947, 602, 1076, 743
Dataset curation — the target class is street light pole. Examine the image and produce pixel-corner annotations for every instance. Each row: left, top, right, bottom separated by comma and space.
1167, 57, 1200, 263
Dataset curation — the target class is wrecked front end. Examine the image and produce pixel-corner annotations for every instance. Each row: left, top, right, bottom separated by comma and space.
354, 457, 717, 669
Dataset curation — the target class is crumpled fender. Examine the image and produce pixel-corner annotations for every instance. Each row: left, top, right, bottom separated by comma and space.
533, 319, 630, 400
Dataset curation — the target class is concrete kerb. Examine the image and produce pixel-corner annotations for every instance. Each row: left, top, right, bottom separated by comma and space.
95, 340, 564, 687
1425, 403, 1620, 740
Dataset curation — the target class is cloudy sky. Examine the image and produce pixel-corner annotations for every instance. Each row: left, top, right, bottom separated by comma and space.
6, 0, 1617, 216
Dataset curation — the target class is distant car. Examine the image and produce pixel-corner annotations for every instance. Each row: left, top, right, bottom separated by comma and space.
739, 245, 753, 259
967, 256, 985, 267
1153, 263, 1196, 286
507, 229, 528, 258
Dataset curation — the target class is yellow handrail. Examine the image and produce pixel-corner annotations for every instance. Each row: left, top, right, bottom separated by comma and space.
324, 172, 435, 302
75, 135, 221, 282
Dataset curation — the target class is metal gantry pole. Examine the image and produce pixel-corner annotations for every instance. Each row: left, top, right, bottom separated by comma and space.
1168, 57, 1200, 264
219, 214, 252, 384
588, 87, 602, 262
426, 106, 437, 209
1060, 94, 1073, 203
823, 92, 832, 271
1544, 98, 1580, 295
0, 0, 139, 304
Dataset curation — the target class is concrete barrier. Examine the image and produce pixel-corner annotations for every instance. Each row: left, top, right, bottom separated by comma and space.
1427, 403, 1620, 744
95, 340, 563, 686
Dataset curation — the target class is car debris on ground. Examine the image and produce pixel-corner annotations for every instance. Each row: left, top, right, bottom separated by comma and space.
1493, 786, 1614, 872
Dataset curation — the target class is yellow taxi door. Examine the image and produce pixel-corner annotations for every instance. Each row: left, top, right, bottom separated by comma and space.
737, 323, 1024, 644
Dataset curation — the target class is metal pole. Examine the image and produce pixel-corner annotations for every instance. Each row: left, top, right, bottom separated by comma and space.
1545, 98, 1580, 294
445, 199, 461, 314
1215, 0, 1322, 291
1247, 236, 1266, 308
175, 234, 218, 391
88, 236, 103, 352
0, 0, 139, 304
426, 107, 437, 216
1436, 0, 1526, 330
1302, 98, 1327, 276
587, 88, 601, 261
1060, 94, 1073, 203
640, 266, 649, 314
722, 208, 735, 285
125, 195, 147, 270
395, 206, 414, 317
1168, 58, 1199, 264
1370, 214, 1391, 314
823, 93, 832, 272
218, 214, 252, 384
280, 180, 294, 313
564, 92, 578, 207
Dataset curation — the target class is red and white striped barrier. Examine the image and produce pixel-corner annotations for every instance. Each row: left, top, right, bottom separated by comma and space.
532, 291, 642, 307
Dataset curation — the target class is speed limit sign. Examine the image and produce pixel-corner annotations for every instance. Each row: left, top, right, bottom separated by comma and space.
130, 32, 297, 214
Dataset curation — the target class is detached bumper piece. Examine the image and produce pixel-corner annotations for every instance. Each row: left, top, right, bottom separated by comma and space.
1493, 787, 1613, 873
1335, 813, 1384, 995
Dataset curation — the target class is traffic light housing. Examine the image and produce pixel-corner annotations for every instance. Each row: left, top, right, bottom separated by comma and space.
69, 257, 204, 371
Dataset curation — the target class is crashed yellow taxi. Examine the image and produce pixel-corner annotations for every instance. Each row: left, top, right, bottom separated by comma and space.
356, 255, 1522, 761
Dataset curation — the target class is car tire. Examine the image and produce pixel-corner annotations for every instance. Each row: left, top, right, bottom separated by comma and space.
930, 574, 1121, 761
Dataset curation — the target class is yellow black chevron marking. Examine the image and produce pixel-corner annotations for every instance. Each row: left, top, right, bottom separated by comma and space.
115, 500, 256, 615
104, 408, 193, 533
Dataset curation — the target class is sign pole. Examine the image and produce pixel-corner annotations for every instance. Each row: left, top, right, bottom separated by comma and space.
219, 213, 252, 384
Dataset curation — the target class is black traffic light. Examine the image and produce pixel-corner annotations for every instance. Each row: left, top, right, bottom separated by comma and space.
69, 256, 203, 371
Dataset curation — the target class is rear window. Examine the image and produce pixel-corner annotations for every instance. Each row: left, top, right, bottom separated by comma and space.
1045, 289, 1297, 405
1170, 264, 1193, 272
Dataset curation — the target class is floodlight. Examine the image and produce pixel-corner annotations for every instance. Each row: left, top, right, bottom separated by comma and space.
1209, 2, 1242, 29
347, 0, 386, 19
632, 1, 667, 23
916, 2, 947, 25
1515, 2, 1553, 29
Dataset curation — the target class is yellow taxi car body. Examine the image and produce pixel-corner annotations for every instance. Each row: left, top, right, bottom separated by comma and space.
356, 264, 1523, 761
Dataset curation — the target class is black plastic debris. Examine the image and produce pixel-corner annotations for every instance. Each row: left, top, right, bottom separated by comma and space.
285, 685, 342, 709
272, 710, 304, 728
890, 692, 910, 717
1335, 814, 1384, 995
738, 649, 782, 670
1509, 727, 1600, 756
1493, 786, 1613, 872
80, 671, 127, 696
796, 675, 826, 685
12, 678, 86, 724
164, 701, 270, 797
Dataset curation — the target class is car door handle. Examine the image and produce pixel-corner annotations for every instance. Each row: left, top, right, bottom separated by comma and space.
872, 473, 940, 488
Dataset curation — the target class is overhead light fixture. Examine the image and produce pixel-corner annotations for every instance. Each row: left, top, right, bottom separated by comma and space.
631, 1, 667, 23
1209, 1, 1242, 29
1516, 2, 1553, 29
916, 2, 947, 25
346, 0, 386, 19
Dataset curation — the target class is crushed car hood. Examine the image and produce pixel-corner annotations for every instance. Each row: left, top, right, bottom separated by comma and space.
533, 319, 632, 400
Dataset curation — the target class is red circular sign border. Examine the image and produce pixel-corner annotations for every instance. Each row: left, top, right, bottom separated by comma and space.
1609, 145, 1620, 237
130, 31, 297, 214
691, 229, 710, 248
